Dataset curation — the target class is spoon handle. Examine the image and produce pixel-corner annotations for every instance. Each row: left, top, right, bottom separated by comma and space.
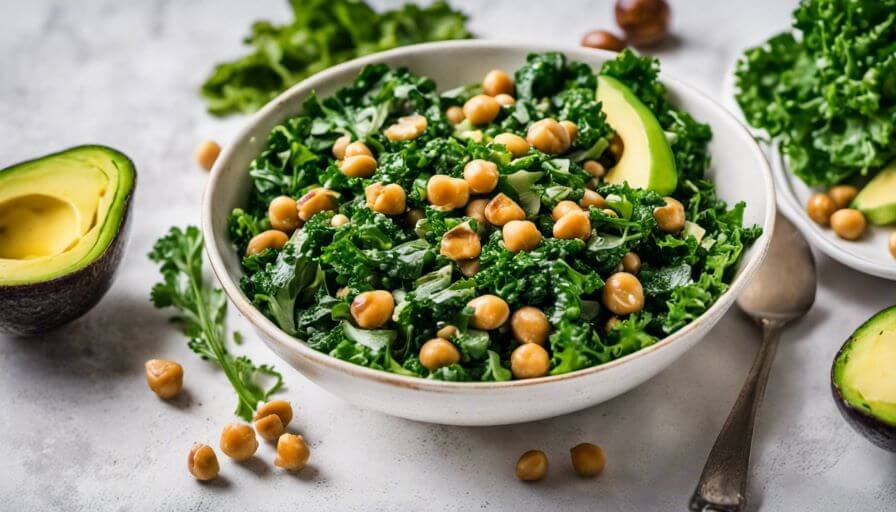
688, 318, 784, 512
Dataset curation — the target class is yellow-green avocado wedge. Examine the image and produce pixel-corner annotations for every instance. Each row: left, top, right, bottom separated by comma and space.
0, 146, 135, 335
832, 305, 896, 451
597, 75, 677, 195
853, 160, 896, 225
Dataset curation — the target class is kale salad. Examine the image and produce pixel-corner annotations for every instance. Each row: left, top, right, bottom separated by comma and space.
228, 50, 761, 382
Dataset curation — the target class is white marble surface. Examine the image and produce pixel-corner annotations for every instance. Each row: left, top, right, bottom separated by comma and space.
1, 1, 894, 510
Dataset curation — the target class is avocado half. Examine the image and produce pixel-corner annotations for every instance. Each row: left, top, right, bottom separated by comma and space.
831, 305, 896, 451
0, 145, 135, 335
853, 160, 896, 225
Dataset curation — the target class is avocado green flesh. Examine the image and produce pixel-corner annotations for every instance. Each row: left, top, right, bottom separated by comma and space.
834, 306, 896, 427
0, 146, 134, 286
597, 75, 677, 195
854, 160, 896, 225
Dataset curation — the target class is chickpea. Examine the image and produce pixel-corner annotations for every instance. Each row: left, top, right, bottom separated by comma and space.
503, 220, 542, 253
527, 118, 571, 155
336, 287, 349, 299
195, 140, 221, 171
494, 93, 516, 106
187, 443, 220, 481
511, 307, 550, 345
581, 29, 627, 52
268, 196, 300, 233
144, 359, 183, 399
331, 213, 350, 227
553, 210, 592, 240
828, 185, 858, 209
806, 193, 837, 226
468, 295, 510, 330
419, 337, 461, 371
465, 199, 489, 226
493, 133, 530, 157
297, 188, 339, 221
332, 135, 351, 160
445, 106, 465, 125
219, 423, 259, 462
440, 222, 481, 261
602, 272, 645, 315
463, 159, 500, 194
427, 175, 470, 209
653, 197, 685, 233
365, 182, 406, 215
830, 209, 867, 241
616, 0, 671, 47
511, 343, 550, 379
340, 154, 378, 178
405, 208, 425, 228
483, 69, 514, 97
621, 252, 641, 274
583, 160, 606, 179
570, 442, 606, 477
516, 450, 548, 481
400, 113, 428, 133
552, 200, 582, 221
609, 133, 624, 159
560, 120, 578, 143
385, 114, 428, 141
274, 433, 310, 472
459, 258, 481, 277
437, 325, 458, 339
351, 290, 395, 329
889, 232, 896, 259
484, 193, 525, 226
344, 141, 373, 158
254, 414, 285, 442
580, 189, 606, 209
255, 399, 293, 427
605, 316, 620, 334
247, 230, 289, 256
601, 208, 619, 218
463, 95, 501, 126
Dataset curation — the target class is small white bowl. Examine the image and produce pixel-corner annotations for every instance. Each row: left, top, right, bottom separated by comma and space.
203, 41, 775, 426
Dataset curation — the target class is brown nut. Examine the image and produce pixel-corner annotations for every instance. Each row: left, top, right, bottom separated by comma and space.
145, 359, 183, 399
503, 220, 542, 253
580, 29, 627, 52
602, 272, 645, 315
527, 118, 571, 155
806, 193, 837, 226
511, 307, 550, 345
583, 160, 606, 179
615, 0, 671, 47
468, 295, 510, 330
275, 433, 310, 471
195, 140, 221, 171
297, 188, 339, 221
516, 450, 548, 481
332, 135, 351, 160
570, 442, 606, 477
828, 185, 859, 209
187, 443, 220, 481
220, 423, 259, 462
445, 106, 465, 125
463, 159, 500, 194
483, 69, 514, 97
440, 222, 481, 261
830, 208, 867, 241
580, 189, 606, 209
365, 182, 406, 216
621, 252, 641, 274
484, 193, 525, 226
493, 133, 530, 157
247, 230, 289, 256
653, 197, 685, 233
419, 337, 461, 371
351, 290, 395, 329
510, 343, 550, 379
463, 95, 501, 126
268, 196, 300, 233
553, 210, 592, 240
427, 175, 470, 210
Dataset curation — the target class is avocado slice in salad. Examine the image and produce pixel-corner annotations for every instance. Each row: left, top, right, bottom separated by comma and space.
0, 145, 135, 335
597, 75, 677, 195
832, 305, 896, 451
853, 160, 896, 225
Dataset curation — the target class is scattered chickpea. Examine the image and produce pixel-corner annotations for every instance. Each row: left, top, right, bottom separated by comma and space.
195, 140, 221, 171
436, 325, 458, 339
828, 185, 858, 209
806, 193, 837, 226
463, 160, 500, 194
653, 197, 685, 232
440, 222, 481, 261
219, 423, 259, 462
511, 307, 550, 345
516, 450, 548, 481
187, 443, 220, 481
583, 160, 606, 179
340, 154, 378, 178
344, 141, 373, 158
484, 193, 525, 226
297, 188, 339, 221
247, 230, 289, 256
560, 121, 578, 144
570, 443, 606, 477
268, 196, 300, 233
511, 343, 550, 379
254, 400, 292, 442
427, 175, 470, 210
552, 200, 582, 221
331, 213, 350, 227
603, 272, 645, 315
468, 295, 510, 330
144, 359, 183, 399
365, 182, 407, 215
445, 106, 465, 125
553, 210, 592, 240
419, 338, 461, 371
458, 258, 481, 277
483, 69, 514, 97
351, 290, 395, 329
830, 209, 867, 241
465, 199, 489, 227
615, 0, 671, 47
494, 93, 516, 106
332, 135, 351, 160
493, 133, 530, 157
889, 232, 896, 259
463, 95, 501, 126
580, 189, 606, 209
503, 220, 542, 253
275, 433, 310, 472
527, 118, 571, 155
385, 114, 428, 141
580, 29, 627, 52
621, 252, 641, 274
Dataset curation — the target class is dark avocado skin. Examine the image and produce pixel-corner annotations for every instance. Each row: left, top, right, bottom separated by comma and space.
0, 146, 136, 336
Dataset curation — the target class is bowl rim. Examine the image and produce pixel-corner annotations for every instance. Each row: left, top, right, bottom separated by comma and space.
202, 39, 777, 392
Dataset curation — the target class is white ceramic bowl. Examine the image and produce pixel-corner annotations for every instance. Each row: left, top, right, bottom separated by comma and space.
203, 41, 775, 426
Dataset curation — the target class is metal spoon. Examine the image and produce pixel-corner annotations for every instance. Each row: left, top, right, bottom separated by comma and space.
689, 213, 816, 512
